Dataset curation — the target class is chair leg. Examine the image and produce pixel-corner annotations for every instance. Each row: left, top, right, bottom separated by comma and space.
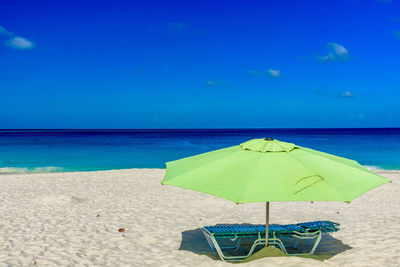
288, 230, 323, 255
292, 238, 300, 248
309, 231, 322, 255
234, 239, 242, 251
203, 230, 249, 262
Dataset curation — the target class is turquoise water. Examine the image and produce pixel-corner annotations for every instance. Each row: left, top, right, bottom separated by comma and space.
0, 128, 399, 173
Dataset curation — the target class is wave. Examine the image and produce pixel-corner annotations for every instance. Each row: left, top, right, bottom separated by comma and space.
364, 165, 400, 171
0, 166, 64, 174
364, 165, 381, 170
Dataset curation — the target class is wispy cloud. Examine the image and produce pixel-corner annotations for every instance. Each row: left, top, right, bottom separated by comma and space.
393, 31, 400, 39
168, 22, 190, 32
205, 80, 228, 87
248, 69, 281, 77
389, 17, 400, 23
341, 90, 356, 97
0, 25, 13, 36
0, 25, 35, 50
350, 113, 365, 119
6, 36, 35, 50
318, 42, 350, 62
268, 69, 280, 77
166, 22, 206, 38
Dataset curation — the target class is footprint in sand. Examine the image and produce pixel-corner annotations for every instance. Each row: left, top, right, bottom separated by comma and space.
35, 195, 87, 205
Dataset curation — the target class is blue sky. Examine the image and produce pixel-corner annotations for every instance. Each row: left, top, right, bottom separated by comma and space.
1, 0, 399, 128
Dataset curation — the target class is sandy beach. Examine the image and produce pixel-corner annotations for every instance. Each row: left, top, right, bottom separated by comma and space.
0, 169, 398, 266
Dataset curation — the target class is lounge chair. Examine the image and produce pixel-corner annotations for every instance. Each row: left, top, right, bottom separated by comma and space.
203, 221, 340, 262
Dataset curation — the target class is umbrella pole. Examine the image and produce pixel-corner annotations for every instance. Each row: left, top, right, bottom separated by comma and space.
265, 202, 269, 247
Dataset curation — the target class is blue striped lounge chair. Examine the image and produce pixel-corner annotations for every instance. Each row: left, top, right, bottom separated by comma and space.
203, 221, 340, 262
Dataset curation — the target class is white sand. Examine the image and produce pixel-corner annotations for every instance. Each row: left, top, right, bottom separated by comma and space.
0, 169, 399, 266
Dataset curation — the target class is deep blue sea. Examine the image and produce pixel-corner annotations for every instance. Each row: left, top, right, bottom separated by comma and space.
0, 128, 399, 173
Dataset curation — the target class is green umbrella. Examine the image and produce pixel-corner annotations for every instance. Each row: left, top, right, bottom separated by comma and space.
162, 138, 390, 246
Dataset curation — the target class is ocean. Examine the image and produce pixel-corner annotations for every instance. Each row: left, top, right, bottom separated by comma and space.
0, 128, 399, 173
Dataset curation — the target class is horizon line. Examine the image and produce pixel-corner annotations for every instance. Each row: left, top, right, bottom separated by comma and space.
0, 127, 400, 131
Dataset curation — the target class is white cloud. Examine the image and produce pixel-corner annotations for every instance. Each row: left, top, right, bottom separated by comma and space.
0, 25, 13, 36
6, 36, 35, 50
205, 80, 228, 86
268, 69, 280, 77
0, 26, 36, 50
341, 90, 356, 97
249, 69, 281, 77
318, 42, 350, 62
206, 80, 214, 86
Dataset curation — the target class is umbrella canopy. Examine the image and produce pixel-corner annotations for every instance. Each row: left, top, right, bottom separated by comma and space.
162, 138, 390, 203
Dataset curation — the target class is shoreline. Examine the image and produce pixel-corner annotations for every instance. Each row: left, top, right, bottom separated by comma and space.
2, 166, 400, 175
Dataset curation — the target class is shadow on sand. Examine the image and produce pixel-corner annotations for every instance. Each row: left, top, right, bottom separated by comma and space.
179, 226, 353, 263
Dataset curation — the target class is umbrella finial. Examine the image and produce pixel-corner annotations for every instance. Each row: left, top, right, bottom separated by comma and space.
264, 137, 274, 141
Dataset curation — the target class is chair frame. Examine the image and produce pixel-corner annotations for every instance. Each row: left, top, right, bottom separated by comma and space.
203, 221, 338, 262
